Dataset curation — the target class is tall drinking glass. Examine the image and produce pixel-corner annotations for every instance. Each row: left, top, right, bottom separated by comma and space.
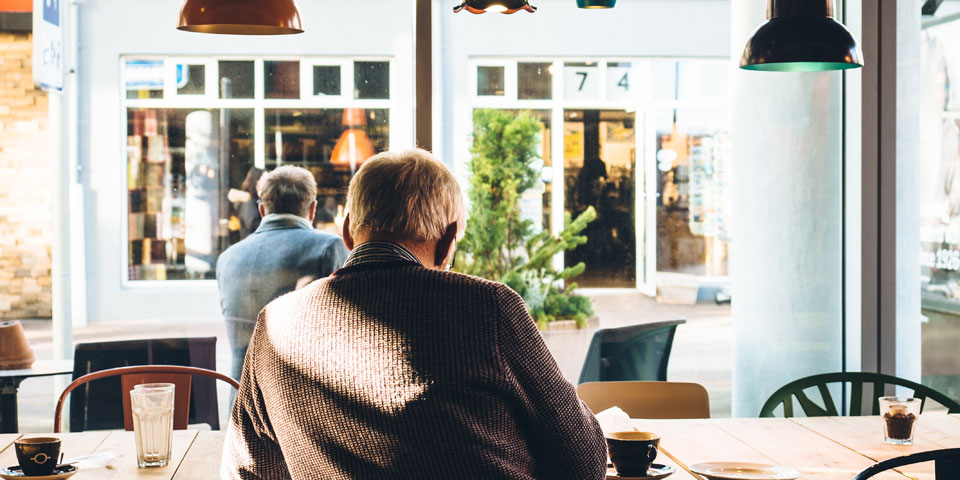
130, 383, 175, 468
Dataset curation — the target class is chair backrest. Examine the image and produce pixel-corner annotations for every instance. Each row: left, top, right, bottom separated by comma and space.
70, 338, 219, 431
759, 372, 960, 417
578, 319, 685, 385
54, 365, 240, 433
577, 381, 710, 419
853, 448, 960, 480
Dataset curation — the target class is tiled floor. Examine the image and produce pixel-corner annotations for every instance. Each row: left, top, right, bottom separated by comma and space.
12, 291, 731, 432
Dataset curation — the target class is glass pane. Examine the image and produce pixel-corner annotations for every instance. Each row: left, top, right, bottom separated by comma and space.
563, 109, 635, 287
218, 60, 254, 99
477, 66, 505, 96
126, 108, 254, 281
313, 65, 341, 96
518, 62, 552, 100
125, 59, 164, 99
176, 64, 205, 96
354, 61, 390, 99
563, 62, 599, 100
920, 26, 960, 404
264, 60, 300, 99
264, 108, 390, 233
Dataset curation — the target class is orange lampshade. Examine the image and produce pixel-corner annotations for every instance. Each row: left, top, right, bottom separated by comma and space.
330, 109, 375, 173
177, 0, 303, 35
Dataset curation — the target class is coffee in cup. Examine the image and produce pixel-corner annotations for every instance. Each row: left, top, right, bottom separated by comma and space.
606, 431, 659, 477
15, 437, 61, 476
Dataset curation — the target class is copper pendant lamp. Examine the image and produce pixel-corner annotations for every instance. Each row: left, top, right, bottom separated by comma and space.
177, 0, 303, 35
453, 0, 536, 14
330, 109, 376, 175
740, 0, 861, 71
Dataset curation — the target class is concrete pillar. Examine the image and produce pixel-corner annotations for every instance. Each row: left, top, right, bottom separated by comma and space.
730, 0, 844, 417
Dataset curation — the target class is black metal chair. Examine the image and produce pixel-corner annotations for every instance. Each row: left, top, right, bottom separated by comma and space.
69, 337, 221, 431
577, 319, 685, 384
853, 448, 960, 480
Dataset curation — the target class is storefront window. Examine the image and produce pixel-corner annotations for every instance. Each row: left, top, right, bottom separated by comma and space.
920, 24, 960, 401
123, 57, 392, 281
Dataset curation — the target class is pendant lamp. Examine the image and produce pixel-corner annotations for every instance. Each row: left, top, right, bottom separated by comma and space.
740, 0, 862, 72
453, 0, 536, 14
576, 0, 615, 8
330, 109, 376, 175
177, 0, 303, 35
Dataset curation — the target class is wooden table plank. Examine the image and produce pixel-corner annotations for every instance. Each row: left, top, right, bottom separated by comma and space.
0, 435, 20, 456
792, 416, 947, 480
0, 431, 110, 470
919, 413, 960, 441
172, 431, 224, 480
711, 418, 906, 480
76, 430, 198, 479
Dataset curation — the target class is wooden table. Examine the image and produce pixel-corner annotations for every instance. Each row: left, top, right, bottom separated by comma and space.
632, 414, 960, 480
0, 430, 224, 479
0, 360, 73, 433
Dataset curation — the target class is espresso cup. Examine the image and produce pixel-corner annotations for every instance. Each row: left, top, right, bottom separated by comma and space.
15, 437, 61, 476
606, 431, 659, 477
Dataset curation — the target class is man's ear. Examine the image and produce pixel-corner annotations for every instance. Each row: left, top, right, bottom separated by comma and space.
434, 222, 458, 268
342, 213, 355, 250
306, 200, 318, 224
258, 203, 267, 218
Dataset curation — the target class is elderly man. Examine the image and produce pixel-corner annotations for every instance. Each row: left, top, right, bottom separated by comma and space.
216, 165, 348, 382
222, 149, 607, 479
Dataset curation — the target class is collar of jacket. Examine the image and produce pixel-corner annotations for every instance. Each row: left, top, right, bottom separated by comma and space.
255, 213, 314, 233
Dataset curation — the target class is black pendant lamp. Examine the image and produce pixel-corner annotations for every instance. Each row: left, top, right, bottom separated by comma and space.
740, 0, 862, 72
177, 0, 303, 35
577, 0, 615, 8
453, 0, 536, 14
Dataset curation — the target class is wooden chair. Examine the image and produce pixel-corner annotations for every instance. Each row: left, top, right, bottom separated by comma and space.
853, 448, 960, 480
759, 372, 960, 418
577, 381, 710, 419
54, 365, 240, 433
578, 319, 685, 384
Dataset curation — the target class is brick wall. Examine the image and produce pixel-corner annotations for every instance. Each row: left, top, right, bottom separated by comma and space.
0, 32, 52, 318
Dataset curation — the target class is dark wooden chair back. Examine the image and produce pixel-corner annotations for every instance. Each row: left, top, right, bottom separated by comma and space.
54, 365, 239, 433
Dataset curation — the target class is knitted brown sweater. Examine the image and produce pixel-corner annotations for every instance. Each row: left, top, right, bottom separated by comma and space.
222, 259, 607, 479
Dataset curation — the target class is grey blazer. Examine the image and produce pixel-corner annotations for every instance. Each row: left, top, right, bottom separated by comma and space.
216, 214, 349, 327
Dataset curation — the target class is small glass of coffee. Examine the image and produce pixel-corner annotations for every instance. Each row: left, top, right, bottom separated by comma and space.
879, 396, 920, 445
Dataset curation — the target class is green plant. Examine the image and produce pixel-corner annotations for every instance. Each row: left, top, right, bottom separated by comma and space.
455, 109, 596, 328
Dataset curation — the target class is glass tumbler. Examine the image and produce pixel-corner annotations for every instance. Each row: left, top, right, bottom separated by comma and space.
130, 383, 175, 468
879, 396, 921, 445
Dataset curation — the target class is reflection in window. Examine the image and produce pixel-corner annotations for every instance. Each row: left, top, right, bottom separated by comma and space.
518, 62, 552, 100
313, 65, 341, 96
125, 59, 164, 99
354, 61, 390, 99
264, 61, 300, 99
477, 66, 505, 96
177, 64, 205, 96
218, 61, 255, 99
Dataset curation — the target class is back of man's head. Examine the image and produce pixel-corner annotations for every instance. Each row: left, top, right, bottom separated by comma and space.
257, 165, 317, 218
346, 149, 464, 243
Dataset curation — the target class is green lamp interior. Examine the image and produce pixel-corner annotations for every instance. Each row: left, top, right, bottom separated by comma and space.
741, 61, 862, 72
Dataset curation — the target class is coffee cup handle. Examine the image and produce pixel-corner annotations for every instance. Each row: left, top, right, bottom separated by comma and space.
646, 444, 658, 462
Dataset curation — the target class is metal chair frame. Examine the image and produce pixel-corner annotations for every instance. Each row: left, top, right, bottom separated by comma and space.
54, 364, 239, 433
853, 448, 960, 480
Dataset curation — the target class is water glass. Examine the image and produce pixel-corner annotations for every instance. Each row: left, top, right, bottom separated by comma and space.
879, 396, 921, 445
130, 383, 175, 468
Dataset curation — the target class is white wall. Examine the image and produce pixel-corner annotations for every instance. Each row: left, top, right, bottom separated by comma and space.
76, 0, 415, 323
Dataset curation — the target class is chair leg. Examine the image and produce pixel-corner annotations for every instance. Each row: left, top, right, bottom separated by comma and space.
936, 458, 960, 480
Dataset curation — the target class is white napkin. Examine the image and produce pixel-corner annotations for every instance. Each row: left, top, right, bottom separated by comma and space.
594, 406, 634, 437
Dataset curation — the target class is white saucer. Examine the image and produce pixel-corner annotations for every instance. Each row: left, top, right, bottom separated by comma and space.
0, 465, 79, 480
606, 462, 675, 479
689, 462, 800, 480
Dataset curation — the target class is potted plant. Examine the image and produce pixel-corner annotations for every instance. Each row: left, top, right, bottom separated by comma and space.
455, 109, 597, 330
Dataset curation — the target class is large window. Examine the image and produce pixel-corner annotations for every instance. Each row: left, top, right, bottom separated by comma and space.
123, 57, 392, 281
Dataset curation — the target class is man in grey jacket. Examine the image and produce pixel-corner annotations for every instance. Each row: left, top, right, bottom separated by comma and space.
216, 165, 348, 381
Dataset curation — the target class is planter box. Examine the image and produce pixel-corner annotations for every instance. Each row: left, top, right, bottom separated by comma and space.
541, 315, 600, 331
539, 315, 599, 383
656, 272, 699, 305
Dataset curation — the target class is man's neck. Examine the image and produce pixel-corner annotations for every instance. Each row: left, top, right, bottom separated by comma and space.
357, 234, 437, 269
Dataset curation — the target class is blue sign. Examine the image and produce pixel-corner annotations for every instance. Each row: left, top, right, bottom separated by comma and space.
43, 0, 59, 26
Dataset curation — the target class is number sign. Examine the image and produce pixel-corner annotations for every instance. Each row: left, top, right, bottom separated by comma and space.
563, 65, 599, 100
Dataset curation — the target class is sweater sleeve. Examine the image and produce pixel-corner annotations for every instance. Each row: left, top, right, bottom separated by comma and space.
221, 313, 292, 480
494, 284, 608, 480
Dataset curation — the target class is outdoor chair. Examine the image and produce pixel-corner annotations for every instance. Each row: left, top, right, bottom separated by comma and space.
53, 364, 239, 433
759, 372, 960, 418
69, 337, 221, 431
577, 319, 685, 384
577, 381, 710, 418
852, 448, 960, 480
